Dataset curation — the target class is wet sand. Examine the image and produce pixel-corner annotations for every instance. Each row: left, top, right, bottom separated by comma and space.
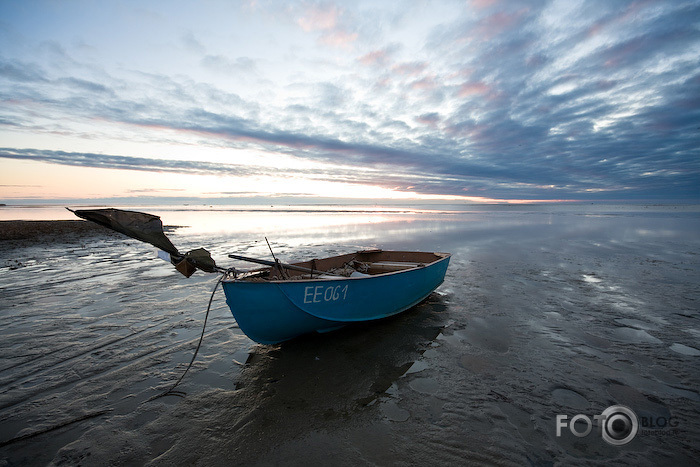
1, 205, 699, 465
0, 220, 114, 240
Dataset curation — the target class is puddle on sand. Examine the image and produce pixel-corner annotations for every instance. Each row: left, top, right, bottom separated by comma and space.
614, 318, 659, 331
606, 383, 672, 420
380, 400, 410, 422
612, 327, 663, 345
669, 343, 700, 356
404, 360, 429, 375
552, 388, 590, 410
408, 377, 440, 395
450, 316, 512, 353
458, 353, 493, 374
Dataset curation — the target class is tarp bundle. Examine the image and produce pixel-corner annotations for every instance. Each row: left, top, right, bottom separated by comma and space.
69, 208, 218, 277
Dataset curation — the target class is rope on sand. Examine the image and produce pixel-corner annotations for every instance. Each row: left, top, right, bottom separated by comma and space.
148, 274, 225, 401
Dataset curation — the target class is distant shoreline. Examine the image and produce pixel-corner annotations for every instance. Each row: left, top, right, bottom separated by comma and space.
0, 220, 118, 246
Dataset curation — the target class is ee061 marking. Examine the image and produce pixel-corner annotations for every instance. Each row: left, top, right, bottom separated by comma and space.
303, 284, 349, 304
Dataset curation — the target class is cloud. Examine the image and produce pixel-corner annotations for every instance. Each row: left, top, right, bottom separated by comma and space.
201, 55, 258, 74
416, 112, 441, 127
296, 2, 358, 49
127, 188, 187, 194
0, 148, 257, 176
297, 3, 340, 32
58, 77, 111, 94
358, 49, 391, 67
471, 9, 530, 41
0, 146, 477, 198
0, 61, 49, 83
180, 30, 206, 55
0, 1, 699, 201
392, 61, 428, 77
457, 81, 491, 97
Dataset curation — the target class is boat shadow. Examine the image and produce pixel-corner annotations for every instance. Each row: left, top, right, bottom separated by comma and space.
236, 292, 448, 413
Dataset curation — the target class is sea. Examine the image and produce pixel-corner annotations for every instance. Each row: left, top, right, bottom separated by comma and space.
1, 203, 699, 465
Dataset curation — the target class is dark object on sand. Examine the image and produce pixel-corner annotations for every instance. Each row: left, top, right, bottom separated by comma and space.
70, 208, 450, 344
69, 208, 217, 277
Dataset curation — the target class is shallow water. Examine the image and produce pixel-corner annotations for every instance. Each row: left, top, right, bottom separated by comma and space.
1, 204, 699, 465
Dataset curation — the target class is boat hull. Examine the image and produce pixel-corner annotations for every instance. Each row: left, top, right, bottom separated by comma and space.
222, 252, 450, 344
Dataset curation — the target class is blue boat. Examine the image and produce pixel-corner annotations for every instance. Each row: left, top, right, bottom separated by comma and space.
222, 250, 451, 344
68, 209, 451, 345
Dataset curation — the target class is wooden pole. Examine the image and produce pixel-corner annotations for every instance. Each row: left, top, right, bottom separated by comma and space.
227, 254, 342, 277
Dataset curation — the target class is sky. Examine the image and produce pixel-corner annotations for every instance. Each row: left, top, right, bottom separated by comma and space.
1, 0, 699, 204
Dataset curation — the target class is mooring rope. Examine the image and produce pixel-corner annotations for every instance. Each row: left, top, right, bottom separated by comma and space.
148, 274, 225, 401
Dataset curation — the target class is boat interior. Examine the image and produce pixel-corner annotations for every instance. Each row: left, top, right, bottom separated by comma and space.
231, 250, 450, 282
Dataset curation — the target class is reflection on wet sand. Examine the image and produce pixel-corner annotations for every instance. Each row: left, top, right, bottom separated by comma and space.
241, 293, 447, 405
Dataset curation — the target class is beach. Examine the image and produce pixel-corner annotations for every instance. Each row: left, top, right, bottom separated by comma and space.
1, 204, 699, 465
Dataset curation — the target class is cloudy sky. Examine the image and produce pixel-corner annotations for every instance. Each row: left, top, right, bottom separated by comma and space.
1, 0, 699, 204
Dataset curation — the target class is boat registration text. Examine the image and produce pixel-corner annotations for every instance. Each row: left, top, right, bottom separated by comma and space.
303, 284, 349, 304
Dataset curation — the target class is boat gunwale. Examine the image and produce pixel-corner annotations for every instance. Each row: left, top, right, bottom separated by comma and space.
222, 251, 451, 284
